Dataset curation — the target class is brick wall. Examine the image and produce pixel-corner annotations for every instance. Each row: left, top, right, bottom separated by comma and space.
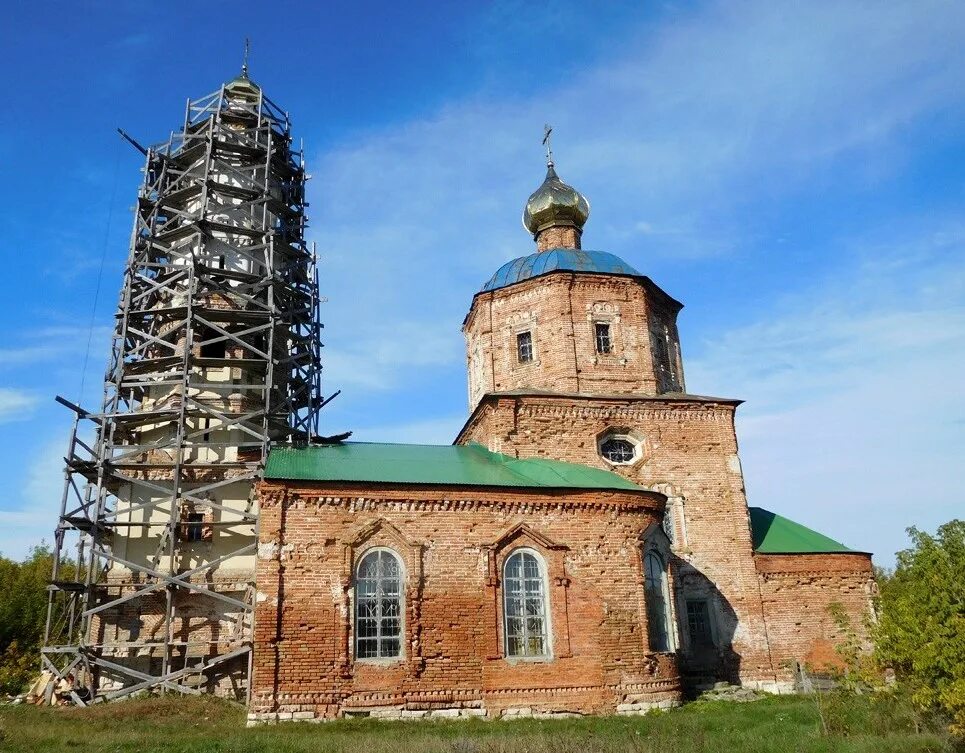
463, 273, 684, 409
88, 580, 250, 697
250, 482, 683, 721
456, 393, 778, 688
755, 553, 875, 677
456, 393, 877, 690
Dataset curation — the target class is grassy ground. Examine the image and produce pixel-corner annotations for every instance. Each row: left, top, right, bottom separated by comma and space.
0, 694, 958, 753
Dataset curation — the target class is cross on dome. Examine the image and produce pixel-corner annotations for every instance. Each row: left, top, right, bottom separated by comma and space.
523, 127, 590, 249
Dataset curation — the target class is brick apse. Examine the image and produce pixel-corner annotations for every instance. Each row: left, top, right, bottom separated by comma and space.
248, 156, 875, 723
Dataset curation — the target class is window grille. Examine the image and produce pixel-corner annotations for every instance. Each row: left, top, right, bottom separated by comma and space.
686, 599, 715, 647
644, 551, 671, 652
503, 550, 549, 658
355, 549, 403, 659
600, 437, 636, 463
595, 322, 612, 354
516, 331, 533, 363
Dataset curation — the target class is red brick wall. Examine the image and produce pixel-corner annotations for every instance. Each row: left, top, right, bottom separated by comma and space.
463, 273, 683, 409
755, 553, 875, 675
88, 582, 250, 697
251, 482, 682, 720
456, 394, 778, 687
458, 267, 877, 694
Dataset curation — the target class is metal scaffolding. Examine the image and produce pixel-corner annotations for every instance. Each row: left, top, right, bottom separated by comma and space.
42, 70, 323, 704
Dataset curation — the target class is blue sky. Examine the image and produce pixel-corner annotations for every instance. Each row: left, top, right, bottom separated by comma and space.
0, 1, 963, 565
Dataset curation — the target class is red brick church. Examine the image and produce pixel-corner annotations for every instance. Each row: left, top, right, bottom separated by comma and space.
248, 153, 874, 723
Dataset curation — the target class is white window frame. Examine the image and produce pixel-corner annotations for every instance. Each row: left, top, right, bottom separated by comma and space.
502, 547, 553, 661
594, 320, 613, 355
643, 549, 675, 652
516, 330, 534, 364
353, 547, 405, 662
597, 432, 642, 466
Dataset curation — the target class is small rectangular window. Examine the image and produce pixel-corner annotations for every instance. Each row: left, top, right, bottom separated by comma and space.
595, 322, 612, 354
686, 599, 715, 648
198, 326, 227, 359
184, 512, 205, 543
516, 331, 533, 363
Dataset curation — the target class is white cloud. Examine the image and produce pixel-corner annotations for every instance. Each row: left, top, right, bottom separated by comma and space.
0, 326, 112, 369
687, 224, 965, 565
308, 0, 965, 404
0, 388, 39, 423
323, 321, 463, 392
0, 437, 65, 559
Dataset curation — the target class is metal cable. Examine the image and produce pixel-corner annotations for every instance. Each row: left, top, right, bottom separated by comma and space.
77, 137, 122, 404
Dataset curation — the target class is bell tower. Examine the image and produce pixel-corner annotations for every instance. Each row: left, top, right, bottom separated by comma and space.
42, 64, 323, 703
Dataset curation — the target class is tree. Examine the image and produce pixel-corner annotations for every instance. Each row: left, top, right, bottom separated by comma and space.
875, 520, 965, 734
0, 546, 54, 694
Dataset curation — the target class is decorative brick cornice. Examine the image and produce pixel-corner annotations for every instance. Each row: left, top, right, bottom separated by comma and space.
457, 392, 739, 445
279, 492, 661, 515
759, 570, 873, 580
516, 403, 731, 423
755, 553, 873, 577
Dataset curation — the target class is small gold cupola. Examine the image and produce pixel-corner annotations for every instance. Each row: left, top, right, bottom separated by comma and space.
522, 125, 590, 251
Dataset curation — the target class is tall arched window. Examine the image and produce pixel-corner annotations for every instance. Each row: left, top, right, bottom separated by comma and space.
644, 551, 672, 652
355, 549, 403, 660
503, 549, 550, 658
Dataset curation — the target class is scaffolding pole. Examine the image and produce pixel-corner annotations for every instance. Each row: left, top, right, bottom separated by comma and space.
42, 72, 323, 703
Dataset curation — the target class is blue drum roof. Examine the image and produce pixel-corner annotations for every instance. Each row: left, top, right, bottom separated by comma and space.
480, 249, 642, 293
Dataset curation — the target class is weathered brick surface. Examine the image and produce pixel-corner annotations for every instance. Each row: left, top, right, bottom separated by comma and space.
464, 273, 684, 408
248, 251, 875, 713
536, 226, 582, 251
88, 581, 250, 695
250, 483, 682, 719
458, 262, 875, 690
456, 393, 778, 685
754, 553, 875, 675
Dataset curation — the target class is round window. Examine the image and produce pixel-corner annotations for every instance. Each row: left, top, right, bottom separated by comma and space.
600, 437, 636, 464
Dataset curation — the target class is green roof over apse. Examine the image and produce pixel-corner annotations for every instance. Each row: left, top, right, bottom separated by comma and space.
265, 442, 643, 492
749, 506, 857, 554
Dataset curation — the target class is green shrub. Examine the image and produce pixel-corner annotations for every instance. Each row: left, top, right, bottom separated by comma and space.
874, 521, 965, 735
0, 546, 55, 694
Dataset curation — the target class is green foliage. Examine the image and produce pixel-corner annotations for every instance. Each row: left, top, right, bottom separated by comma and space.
875, 520, 965, 735
0, 546, 54, 694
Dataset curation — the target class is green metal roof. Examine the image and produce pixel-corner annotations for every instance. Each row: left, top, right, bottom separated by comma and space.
749, 506, 856, 554
265, 442, 642, 492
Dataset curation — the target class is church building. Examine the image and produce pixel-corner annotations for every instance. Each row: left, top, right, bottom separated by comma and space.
248, 149, 876, 722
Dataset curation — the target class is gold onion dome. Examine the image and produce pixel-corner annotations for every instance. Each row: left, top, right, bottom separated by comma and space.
522, 162, 590, 236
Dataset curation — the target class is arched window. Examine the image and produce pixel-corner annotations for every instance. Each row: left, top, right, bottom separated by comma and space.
355, 549, 403, 660
503, 549, 550, 658
644, 551, 672, 652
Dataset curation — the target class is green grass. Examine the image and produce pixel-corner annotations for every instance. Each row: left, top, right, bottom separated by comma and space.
0, 694, 958, 753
